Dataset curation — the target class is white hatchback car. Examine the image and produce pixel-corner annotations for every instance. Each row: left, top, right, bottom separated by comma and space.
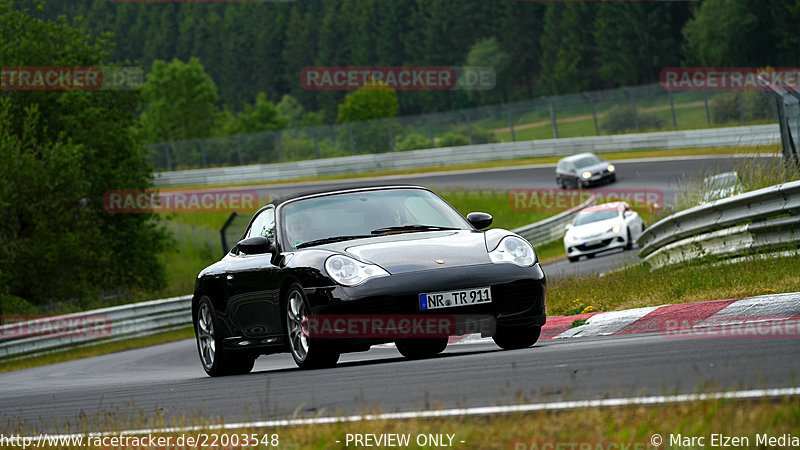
564, 202, 645, 263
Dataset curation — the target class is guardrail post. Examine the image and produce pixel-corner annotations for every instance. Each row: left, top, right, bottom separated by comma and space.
581, 92, 600, 136
427, 118, 435, 147
704, 91, 711, 126
220, 212, 238, 257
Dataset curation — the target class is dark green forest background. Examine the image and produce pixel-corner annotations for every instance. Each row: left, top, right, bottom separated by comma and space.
38, 0, 800, 121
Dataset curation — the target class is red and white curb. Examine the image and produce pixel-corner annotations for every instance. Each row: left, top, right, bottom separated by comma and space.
438, 291, 800, 345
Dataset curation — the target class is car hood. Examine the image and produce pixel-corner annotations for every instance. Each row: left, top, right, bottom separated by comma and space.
569, 218, 620, 238
339, 230, 491, 274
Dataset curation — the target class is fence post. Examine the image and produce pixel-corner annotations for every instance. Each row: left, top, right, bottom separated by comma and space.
234, 135, 244, 165
274, 132, 282, 161
581, 92, 600, 135
738, 90, 746, 125
346, 124, 356, 154
196, 139, 208, 168
163, 143, 173, 171
507, 106, 516, 142
543, 96, 558, 138
704, 91, 712, 126
668, 91, 678, 129
385, 119, 395, 151
462, 112, 474, 145
622, 87, 639, 131
427, 118, 435, 147
311, 129, 320, 158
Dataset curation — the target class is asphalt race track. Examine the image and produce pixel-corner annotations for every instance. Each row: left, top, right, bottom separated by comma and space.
1, 322, 797, 434
0, 154, 788, 435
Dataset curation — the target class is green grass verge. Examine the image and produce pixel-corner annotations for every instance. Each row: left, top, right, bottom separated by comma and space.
547, 252, 800, 316
0, 327, 194, 374
22, 397, 800, 448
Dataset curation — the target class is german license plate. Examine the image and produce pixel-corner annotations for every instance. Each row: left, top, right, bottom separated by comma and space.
419, 287, 492, 310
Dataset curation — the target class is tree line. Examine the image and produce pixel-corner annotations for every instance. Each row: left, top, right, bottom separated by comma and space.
35, 0, 800, 125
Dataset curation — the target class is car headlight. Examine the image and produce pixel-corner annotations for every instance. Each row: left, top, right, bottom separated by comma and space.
611, 222, 622, 234
324, 255, 388, 286
565, 232, 576, 243
489, 236, 536, 267
582, 171, 592, 179
607, 164, 615, 172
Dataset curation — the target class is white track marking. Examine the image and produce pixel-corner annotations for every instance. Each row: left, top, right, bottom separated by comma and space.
27, 387, 800, 441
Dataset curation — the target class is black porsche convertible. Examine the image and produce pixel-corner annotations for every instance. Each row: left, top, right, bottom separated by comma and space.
192, 185, 546, 376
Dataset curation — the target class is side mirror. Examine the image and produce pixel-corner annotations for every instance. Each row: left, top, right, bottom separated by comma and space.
467, 212, 493, 230
237, 236, 273, 255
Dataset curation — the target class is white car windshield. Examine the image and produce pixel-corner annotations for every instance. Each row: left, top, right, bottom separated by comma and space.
573, 210, 619, 226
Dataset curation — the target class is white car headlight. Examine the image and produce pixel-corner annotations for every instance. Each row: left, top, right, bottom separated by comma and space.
607, 164, 615, 172
582, 171, 592, 179
565, 232, 576, 243
324, 255, 388, 286
489, 236, 536, 267
611, 222, 622, 234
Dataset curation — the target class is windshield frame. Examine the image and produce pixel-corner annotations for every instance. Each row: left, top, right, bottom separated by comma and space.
275, 186, 473, 250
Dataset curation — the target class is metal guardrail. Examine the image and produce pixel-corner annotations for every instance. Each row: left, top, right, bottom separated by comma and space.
0, 295, 192, 360
513, 194, 597, 246
637, 180, 800, 268
153, 124, 780, 187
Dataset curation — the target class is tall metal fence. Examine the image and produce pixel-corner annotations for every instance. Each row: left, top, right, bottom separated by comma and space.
147, 84, 778, 172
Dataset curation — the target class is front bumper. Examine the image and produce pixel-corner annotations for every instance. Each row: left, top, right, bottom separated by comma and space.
307, 263, 546, 330
565, 231, 627, 257
580, 172, 615, 186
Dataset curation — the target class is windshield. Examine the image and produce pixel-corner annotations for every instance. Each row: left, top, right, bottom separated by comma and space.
280, 189, 470, 248
573, 210, 619, 226
573, 155, 603, 169
705, 174, 738, 190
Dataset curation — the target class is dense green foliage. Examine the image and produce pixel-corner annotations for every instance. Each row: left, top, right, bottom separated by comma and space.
0, 0, 168, 309
30, 0, 800, 122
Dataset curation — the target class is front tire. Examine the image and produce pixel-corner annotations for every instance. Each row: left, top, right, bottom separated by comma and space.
285, 284, 340, 369
396, 338, 448, 360
195, 297, 255, 377
568, 256, 579, 263
493, 325, 541, 350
